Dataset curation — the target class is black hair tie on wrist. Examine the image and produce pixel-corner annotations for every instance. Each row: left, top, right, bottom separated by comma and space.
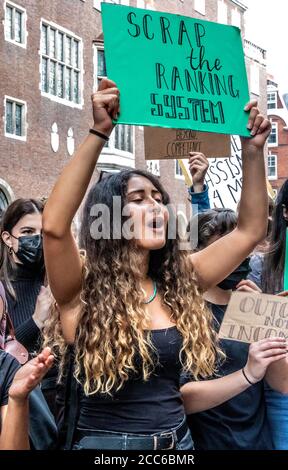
242, 368, 256, 386
89, 128, 109, 142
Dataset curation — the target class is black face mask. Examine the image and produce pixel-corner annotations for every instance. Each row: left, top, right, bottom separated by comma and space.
12, 234, 44, 268
217, 257, 251, 291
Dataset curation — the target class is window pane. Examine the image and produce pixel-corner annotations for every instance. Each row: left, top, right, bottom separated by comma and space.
268, 124, 277, 144
41, 24, 48, 54
121, 125, 126, 150
115, 125, 121, 149
57, 64, 64, 98
268, 101, 276, 109
97, 49, 106, 77
126, 126, 133, 153
50, 29, 56, 58
40, 26, 81, 102
5, 101, 13, 134
15, 10, 22, 43
65, 68, 72, 101
66, 37, 72, 65
176, 160, 183, 176
73, 40, 79, 68
268, 134, 276, 144
5, 6, 13, 40
49, 61, 56, 95
73, 71, 79, 103
58, 32, 64, 61
268, 157, 276, 177
15, 104, 22, 136
41, 58, 48, 92
0, 189, 9, 212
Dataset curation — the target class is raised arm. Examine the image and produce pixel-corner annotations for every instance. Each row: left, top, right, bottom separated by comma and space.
42, 79, 119, 343
0, 348, 53, 450
190, 102, 271, 290
181, 338, 287, 414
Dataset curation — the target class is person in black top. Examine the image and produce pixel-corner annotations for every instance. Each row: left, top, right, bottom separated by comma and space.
186, 209, 274, 449
42, 78, 286, 450
0, 347, 54, 449
0, 199, 55, 414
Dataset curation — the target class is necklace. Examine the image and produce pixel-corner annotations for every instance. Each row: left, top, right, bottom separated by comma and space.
143, 280, 157, 304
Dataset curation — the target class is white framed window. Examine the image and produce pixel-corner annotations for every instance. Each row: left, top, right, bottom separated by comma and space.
175, 160, 185, 180
268, 122, 278, 147
218, 0, 227, 24
94, 46, 106, 89
0, 179, 14, 212
267, 91, 277, 110
231, 8, 241, 28
0, 188, 9, 211
194, 0, 206, 15
4, 96, 26, 141
94, 44, 134, 155
40, 20, 82, 108
267, 154, 277, 180
4, 1, 27, 48
249, 62, 260, 96
94, 0, 129, 11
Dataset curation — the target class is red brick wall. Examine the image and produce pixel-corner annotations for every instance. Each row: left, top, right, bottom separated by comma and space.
268, 115, 288, 192
0, 0, 102, 200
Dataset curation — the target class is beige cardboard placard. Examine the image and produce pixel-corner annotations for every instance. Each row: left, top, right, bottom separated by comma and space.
144, 127, 231, 160
219, 292, 288, 344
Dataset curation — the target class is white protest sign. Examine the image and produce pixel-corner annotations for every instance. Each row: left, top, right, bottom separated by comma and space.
205, 135, 242, 210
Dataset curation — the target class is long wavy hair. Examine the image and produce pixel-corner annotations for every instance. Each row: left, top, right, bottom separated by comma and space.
262, 180, 288, 293
44, 170, 220, 395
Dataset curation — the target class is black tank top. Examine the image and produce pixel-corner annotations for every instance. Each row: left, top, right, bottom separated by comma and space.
77, 326, 185, 434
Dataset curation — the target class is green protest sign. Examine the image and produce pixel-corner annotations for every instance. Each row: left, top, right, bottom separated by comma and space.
102, 3, 251, 136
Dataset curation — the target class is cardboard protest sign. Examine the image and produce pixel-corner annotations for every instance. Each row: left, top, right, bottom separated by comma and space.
219, 292, 288, 343
102, 3, 250, 136
144, 128, 231, 160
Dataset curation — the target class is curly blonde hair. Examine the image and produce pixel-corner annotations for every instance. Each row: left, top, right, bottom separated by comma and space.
43, 170, 220, 395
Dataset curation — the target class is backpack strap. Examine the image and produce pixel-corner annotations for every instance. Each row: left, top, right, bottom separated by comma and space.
0, 281, 16, 337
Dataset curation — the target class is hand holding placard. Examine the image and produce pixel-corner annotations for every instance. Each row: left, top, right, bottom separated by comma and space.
91, 78, 120, 137
241, 100, 272, 151
244, 337, 287, 384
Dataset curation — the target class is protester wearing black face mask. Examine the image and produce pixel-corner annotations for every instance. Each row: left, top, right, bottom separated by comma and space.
10, 233, 44, 268
183, 209, 273, 450
0, 200, 58, 418
217, 257, 251, 291
0, 200, 50, 353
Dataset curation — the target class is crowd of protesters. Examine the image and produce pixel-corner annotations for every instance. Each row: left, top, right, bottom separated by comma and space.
0, 78, 288, 451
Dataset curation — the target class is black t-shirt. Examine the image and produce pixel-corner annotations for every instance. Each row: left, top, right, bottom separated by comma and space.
77, 326, 185, 434
0, 350, 20, 408
186, 304, 273, 450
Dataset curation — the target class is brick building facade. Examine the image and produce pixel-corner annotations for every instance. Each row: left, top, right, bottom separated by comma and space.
266, 76, 288, 195
0, 0, 267, 216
